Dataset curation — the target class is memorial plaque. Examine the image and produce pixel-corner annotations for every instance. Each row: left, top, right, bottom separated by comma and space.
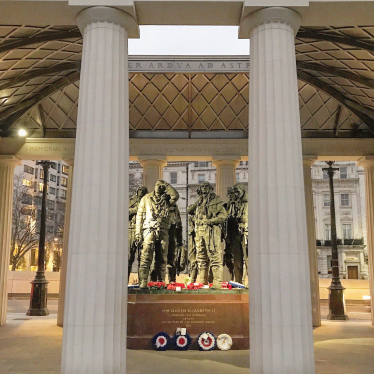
127, 291, 249, 349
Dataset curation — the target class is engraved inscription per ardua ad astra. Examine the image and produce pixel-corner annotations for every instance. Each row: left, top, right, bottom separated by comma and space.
128, 60, 249, 73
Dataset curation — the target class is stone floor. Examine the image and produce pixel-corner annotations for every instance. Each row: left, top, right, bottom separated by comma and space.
0, 301, 373, 373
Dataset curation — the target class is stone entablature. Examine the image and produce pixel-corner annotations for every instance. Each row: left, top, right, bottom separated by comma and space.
2, 138, 374, 161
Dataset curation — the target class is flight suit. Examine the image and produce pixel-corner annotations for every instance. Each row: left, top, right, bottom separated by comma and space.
227, 184, 248, 284
136, 182, 179, 287
188, 192, 227, 288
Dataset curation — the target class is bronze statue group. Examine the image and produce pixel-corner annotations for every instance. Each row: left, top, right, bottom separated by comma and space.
128, 180, 248, 289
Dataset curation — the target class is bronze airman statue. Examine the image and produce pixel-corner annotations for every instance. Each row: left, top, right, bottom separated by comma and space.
226, 183, 248, 284
187, 181, 227, 288
128, 186, 148, 281
136, 180, 179, 288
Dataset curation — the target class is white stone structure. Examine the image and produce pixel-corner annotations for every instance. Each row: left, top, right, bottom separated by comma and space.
2, 1, 374, 373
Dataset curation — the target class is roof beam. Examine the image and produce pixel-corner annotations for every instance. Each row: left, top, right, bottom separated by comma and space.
0, 30, 82, 54
297, 70, 374, 134
296, 61, 374, 90
0, 71, 80, 134
296, 31, 374, 54
0, 62, 81, 92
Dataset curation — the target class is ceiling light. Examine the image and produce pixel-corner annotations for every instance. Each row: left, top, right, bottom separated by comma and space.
18, 129, 27, 137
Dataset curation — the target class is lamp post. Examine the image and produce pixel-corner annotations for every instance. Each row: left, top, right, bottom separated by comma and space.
323, 161, 348, 320
27, 161, 53, 316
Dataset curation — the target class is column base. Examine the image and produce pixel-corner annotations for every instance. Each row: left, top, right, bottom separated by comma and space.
327, 285, 348, 321
26, 275, 49, 316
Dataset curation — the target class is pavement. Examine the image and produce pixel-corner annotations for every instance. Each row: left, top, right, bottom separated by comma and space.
0, 300, 373, 373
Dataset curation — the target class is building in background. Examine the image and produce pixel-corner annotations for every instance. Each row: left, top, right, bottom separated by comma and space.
11, 160, 69, 272
312, 161, 368, 279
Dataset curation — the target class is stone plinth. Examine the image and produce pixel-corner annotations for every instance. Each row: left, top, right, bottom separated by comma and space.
127, 290, 249, 350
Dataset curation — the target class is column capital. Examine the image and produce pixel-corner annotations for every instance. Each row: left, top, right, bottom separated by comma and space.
357, 156, 374, 168
303, 155, 318, 167
138, 156, 167, 168
76, 6, 139, 37
241, 7, 302, 38
63, 159, 74, 167
0, 155, 21, 167
212, 156, 241, 168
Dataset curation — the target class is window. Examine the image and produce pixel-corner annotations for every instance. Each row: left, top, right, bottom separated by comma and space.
236, 173, 240, 182
24, 165, 34, 174
198, 174, 205, 183
56, 189, 59, 198
22, 179, 33, 187
323, 170, 329, 180
327, 255, 332, 274
58, 163, 61, 173
198, 162, 208, 167
341, 193, 350, 207
39, 183, 44, 192
47, 212, 55, 221
170, 172, 177, 185
22, 193, 33, 205
342, 224, 352, 239
35, 168, 38, 178
62, 164, 69, 174
61, 177, 68, 187
325, 224, 331, 240
61, 189, 67, 199
40, 169, 44, 180
51, 162, 57, 170
340, 167, 347, 179
47, 200, 55, 210
50, 187, 56, 195
323, 194, 330, 207
50, 174, 56, 182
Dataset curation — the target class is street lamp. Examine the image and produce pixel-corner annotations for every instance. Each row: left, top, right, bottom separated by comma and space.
322, 161, 348, 320
27, 161, 53, 316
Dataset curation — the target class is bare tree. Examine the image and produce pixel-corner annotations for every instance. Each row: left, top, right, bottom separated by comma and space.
129, 171, 143, 197
10, 174, 39, 270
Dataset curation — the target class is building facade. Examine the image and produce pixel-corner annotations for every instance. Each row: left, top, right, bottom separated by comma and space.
312, 161, 368, 279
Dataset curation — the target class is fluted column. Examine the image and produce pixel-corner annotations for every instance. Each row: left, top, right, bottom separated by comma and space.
57, 161, 74, 327
242, 7, 315, 373
139, 157, 167, 192
0, 156, 20, 326
303, 158, 321, 327
61, 7, 137, 373
357, 156, 374, 325
212, 157, 240, 198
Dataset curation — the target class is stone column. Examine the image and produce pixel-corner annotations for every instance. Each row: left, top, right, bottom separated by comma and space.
61, 7, 137, 374
242, 7, 315, 373
0, 156, 20, 326
139, 157, 167, 192
57, 161, 74, 327
212, 157, 240, 198
303, 158, 321, 327
357, 156, 374, 325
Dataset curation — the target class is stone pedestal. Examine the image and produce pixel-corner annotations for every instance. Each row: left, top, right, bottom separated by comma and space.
61, 6, 137, 374
303, 158, 321, 327
358, 156, 374, 325
139, 157, 167, 192
242, 7, 315, 373
57, 162, 73, 327
0, 156, 20, 326
127, 290, 249, 349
